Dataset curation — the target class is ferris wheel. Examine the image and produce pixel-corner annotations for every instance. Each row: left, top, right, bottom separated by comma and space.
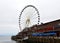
19, 5, 40, 31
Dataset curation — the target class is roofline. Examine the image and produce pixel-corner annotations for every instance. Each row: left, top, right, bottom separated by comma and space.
39, 19, 60, 26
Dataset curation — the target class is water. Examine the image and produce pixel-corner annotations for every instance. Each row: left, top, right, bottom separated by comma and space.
0, 36, 49, 43
0, 36, 17, 43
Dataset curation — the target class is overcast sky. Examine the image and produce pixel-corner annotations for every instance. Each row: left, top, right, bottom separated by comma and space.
0, 0, 60, 35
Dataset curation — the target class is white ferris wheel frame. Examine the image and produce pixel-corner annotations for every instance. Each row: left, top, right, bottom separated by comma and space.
19, 5, 40, 31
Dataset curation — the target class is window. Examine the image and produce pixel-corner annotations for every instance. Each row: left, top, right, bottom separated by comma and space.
54, 23, 60, 29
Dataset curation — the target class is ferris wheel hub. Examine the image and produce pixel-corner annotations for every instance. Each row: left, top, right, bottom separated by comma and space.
26, 18, 30, 27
